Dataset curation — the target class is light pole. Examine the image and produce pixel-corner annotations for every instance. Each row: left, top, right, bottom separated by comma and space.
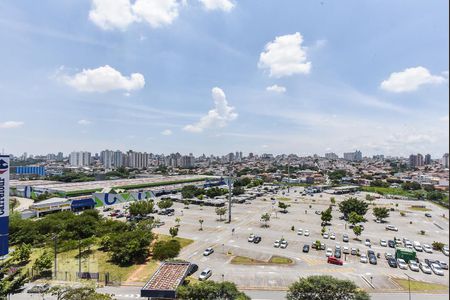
52, 234, 58, 279
404, 273, 412, 300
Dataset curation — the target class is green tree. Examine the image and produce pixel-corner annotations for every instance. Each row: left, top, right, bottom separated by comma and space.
128, 200, 154, 216
432, 241, 445, 251
152, 239, 181, 261
278, 202, 291, 213
321, 206, 333, 226
365, 194, 375, 201
169, 227, 179, 239
427, 191, 445, 201
0, 259, 28, 297
330, 197, 336, 205
33, 250, 52, 278
401, 181, 421, 191
11, 243, 32, 264
158, 199, 174, 210
108, 230, 153, 266
352, 225, 363, 240
232, 186, 245, 196
48, 285, 113, 300
177, 281, 250, 300
181, 185, 203, 199
198, 218, 204, 231
372, 207, 390, 222
339, 198, 369, 217
348, 212, 366, 226
261, 213, 270, 227
286, 275, 370, 300
215, 207, 227, 221
175, 217, 181, 227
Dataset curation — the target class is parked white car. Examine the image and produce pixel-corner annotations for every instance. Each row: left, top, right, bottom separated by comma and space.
323, 232, 329, 239
273, 240, 281, 248
380, 240, 387, 247
198, 268, 212, 281
304, 230, 310, 236
248, 234, 255, 242
364, 239, 371, 247
280, 240, 288, 249
431, 263, 444, 276
385, 225, 398, 231
423, 244, 433, 253
297, 229, 303, 235
397, 258, 408, 270
419, 262, 432, 274
413, 241, 423, 252
360, 254, 368, 263
330, 233, 336, 240
409, 260, 420, 272
326, 248, 333, 257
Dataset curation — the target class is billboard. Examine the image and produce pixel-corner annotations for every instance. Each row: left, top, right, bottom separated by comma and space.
0, 155, 9, 256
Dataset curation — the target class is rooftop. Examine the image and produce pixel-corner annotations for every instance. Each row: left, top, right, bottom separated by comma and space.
142, 262, 190, 293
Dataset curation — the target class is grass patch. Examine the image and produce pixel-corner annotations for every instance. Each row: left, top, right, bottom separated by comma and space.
157, 234, 194, 248
409, 206, 431, 211
277, 197, 292, 202
393, 278, 449, 292
268, 256, 293, 264
361, 187, 415, 197
230, 255, 293, 265
230, 256, 265, 265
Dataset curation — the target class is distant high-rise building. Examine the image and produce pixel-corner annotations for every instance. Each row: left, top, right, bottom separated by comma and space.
409, 154, 418, 168
442, 153, 449, 168
46, 153, 56, 161
417, 154, 424, 167
113, 150, 124, 168
127, 151, 149, 169
372, 155, 385, 160
424, 154, 432, 165
180, 154, 195, 168
343, 150, 362, 162
69, 151, 91, 167
325, 152, 339, 160
56, 152, 64, 161
100, 150, 114, 169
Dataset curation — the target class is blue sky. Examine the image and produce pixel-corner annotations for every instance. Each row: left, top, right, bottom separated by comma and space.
0, 0, 448, 157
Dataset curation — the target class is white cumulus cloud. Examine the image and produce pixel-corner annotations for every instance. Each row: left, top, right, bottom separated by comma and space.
183, 87, 237, 133
199, 0, 235, 12
0, 121, 24, 129
161, 129, 173, 135
258, 32, 311, 78
62, 65, 145, 93
133, 0, 180, 28
89, 0, 181, 30
89, 0, 136, 30
78, 119, 92, 126
380, 66, 447, 93
266, 84, 286, 93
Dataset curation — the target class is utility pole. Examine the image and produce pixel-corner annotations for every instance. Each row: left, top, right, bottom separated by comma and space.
404, 273, 412, 300
52, 234, 57, 279
78, 239, 81, 277
287, 159, 291, 193
227, 170, 232, 223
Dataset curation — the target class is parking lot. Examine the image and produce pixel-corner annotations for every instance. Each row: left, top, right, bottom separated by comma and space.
146, 187, 449, 292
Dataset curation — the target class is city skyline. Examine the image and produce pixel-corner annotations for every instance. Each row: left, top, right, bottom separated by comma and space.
0, 1, 449, 156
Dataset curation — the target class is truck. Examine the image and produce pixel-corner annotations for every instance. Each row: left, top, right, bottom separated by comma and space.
395, 247, 416, 263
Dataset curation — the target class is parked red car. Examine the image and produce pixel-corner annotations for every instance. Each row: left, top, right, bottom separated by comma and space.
327, 256, 343, 265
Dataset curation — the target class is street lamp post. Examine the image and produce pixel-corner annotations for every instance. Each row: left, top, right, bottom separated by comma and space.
52, 234, 58, 279
404, 273, 412, 300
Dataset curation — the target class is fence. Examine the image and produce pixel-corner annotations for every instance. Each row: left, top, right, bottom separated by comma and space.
27, 269, 122, 286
